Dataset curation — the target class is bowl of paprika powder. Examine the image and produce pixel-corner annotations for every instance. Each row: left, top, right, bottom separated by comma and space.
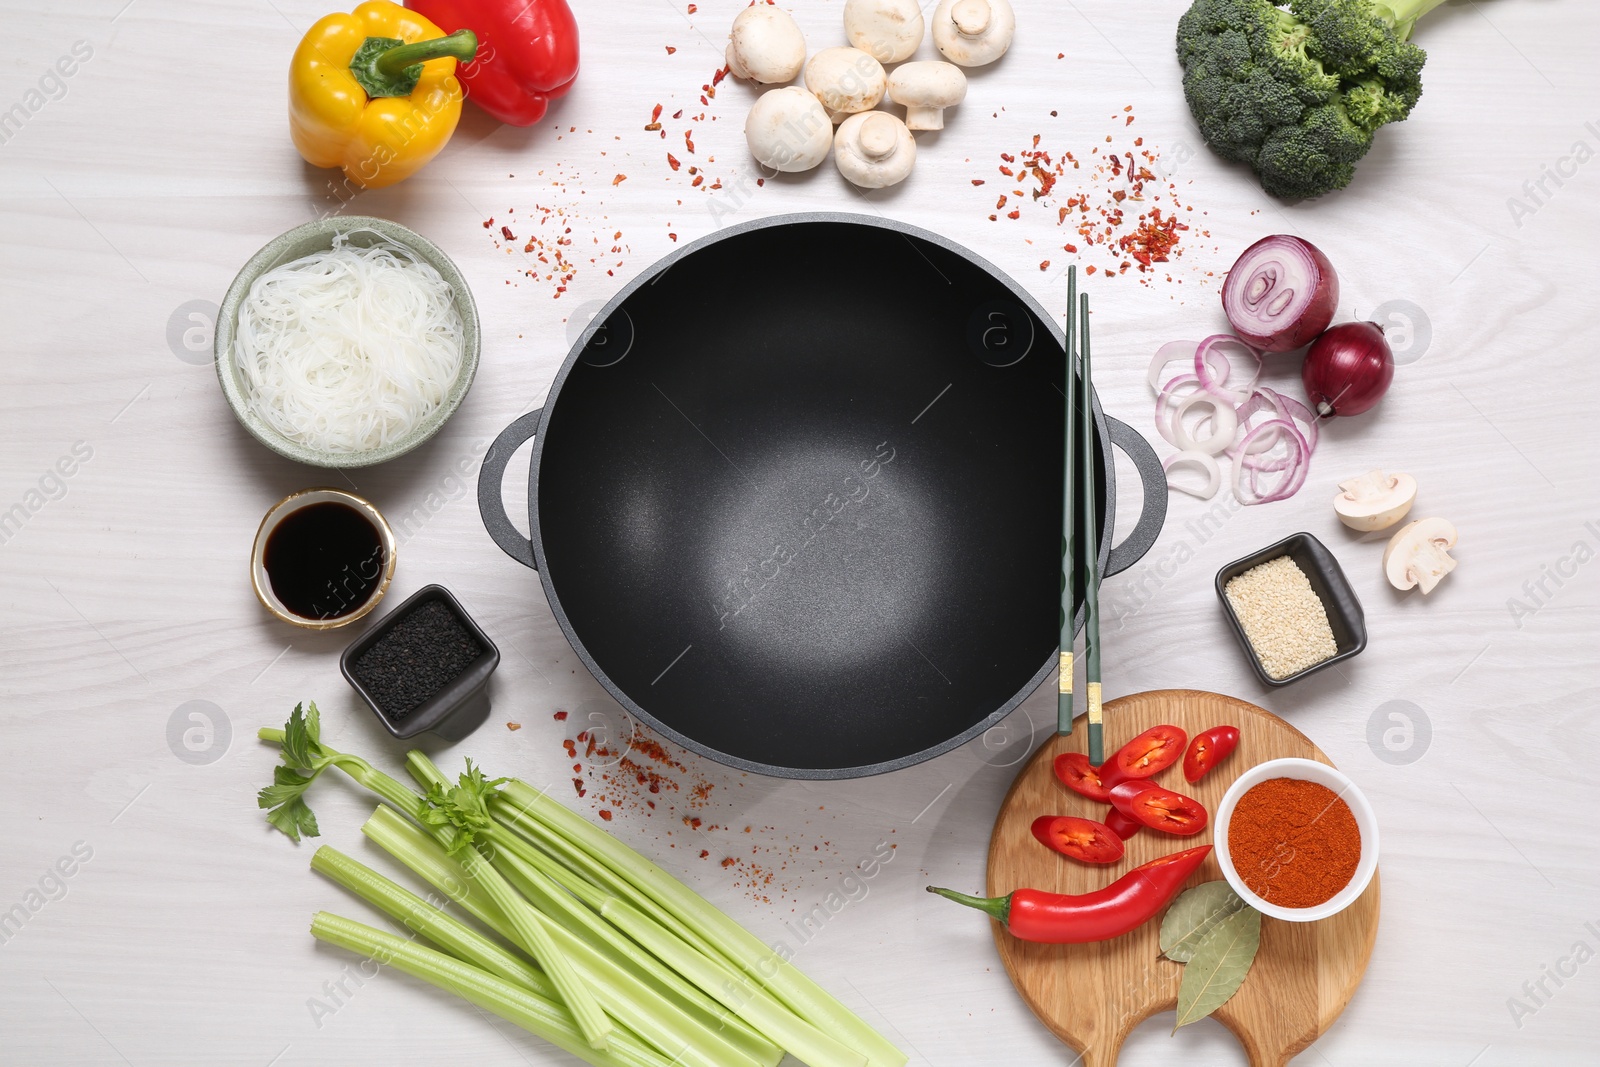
1214, 757, 1379, 922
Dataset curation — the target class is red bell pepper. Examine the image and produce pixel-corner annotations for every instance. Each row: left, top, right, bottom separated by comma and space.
928, 846, 1212, 944
405, 0, 578, 126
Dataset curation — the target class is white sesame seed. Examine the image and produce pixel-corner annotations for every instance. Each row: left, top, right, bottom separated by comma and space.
1224, 555, 1338, 680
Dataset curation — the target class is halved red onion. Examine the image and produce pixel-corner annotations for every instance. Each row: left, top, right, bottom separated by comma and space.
1221, 236, 1339, 353
1193, 334, 1262, 405
1164, 451, 1221, 499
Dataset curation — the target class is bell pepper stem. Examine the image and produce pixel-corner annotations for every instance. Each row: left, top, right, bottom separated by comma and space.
375, 29, 478, 76
926, 886, 1011, 926
350, 30, 478, 99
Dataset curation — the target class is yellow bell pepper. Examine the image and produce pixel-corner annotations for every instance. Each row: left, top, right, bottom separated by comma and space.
289, 1, 478, 190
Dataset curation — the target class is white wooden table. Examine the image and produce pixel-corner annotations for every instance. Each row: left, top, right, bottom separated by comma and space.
3, 1, 1596, 1064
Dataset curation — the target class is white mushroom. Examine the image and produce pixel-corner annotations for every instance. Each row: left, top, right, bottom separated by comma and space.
1333, 469, 1417, 531
886, 61, 967, 131
843, 0, 924, 65
725, 6, 806, 85
1383, 517, 1458, 594
931, 0, 1015, 67
833, 111, 916, 187
803, 47, 887, 124
744, 86, 833, 172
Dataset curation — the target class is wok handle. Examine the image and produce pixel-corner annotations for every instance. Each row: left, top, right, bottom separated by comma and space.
477, 408, 543, 570
1104, 416, 1167, 577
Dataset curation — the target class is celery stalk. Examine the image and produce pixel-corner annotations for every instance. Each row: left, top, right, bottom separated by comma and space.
260, 725, 611, 1051
499, 779, 907, 1067
490, 793, 727, 962
310, 845, 554, 997
310, 912, 669, 1067
600, 896, 866, 1067
362, 807, 763, 1067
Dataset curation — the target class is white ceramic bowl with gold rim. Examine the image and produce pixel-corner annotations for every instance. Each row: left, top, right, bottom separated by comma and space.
250, 488, 396, 630
1213, 757, 1379, 922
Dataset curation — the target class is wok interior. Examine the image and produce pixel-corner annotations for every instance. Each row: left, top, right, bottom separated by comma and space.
536, 221, 1107, 773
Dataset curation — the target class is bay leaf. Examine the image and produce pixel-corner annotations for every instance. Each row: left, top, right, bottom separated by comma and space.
1173, 905, 1261, 1030
1160, 881, 1248, 963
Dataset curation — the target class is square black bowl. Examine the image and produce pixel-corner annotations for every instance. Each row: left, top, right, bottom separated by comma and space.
340, 584, 500, 741
1215, 532, 1366, 687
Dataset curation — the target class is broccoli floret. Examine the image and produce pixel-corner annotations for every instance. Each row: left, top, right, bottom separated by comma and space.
1176, 0, 1447, 199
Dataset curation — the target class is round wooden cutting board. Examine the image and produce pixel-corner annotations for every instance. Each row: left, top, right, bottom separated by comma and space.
987, 690, 1379, 1067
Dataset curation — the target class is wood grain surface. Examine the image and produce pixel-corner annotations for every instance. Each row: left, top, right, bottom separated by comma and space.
988, 691, 1379, 1067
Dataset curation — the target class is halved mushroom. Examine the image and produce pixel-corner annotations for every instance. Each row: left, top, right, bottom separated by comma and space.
834, 111, 916, 187
931, 0, 1015, 68
1333, 469, 1417, 531
844, 0, 924, 65
803, 47, 887, 124
887, 61, 967, 131
744, 87, 833, 172
725, 6, 807, 85
1383, 517, 1458, 594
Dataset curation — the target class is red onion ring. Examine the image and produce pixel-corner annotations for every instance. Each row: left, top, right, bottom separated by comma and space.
1164, 451, 1221, 499
1193, 334, 1262, 405
1232, 419, 1310, 505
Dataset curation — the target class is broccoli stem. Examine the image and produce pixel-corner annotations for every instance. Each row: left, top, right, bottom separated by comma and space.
1380, 0, 1452, 40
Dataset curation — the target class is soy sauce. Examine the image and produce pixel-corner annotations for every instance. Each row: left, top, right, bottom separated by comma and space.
264, 502, 384, 621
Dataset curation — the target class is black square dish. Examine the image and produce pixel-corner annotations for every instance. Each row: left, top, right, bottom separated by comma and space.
1215, 532, 1366, 687
340, 584, 500, 740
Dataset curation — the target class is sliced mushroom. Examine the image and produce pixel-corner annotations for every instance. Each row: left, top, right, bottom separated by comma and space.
1333, 469, 1417, 531
844, 0, 924, 65
834, 111, 916, 187
886, 61, 967, 131
803, 47, 887, 124
744, 87, 833, 172
725, 6, 806, 85
932, 0, 1014, 67
1383, 517, 1458, 594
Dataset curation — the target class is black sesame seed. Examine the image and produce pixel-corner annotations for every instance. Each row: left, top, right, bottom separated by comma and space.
352, 599, 484, 721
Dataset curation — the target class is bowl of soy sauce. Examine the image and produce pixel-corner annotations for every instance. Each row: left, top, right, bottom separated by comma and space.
251, 488, 396, 629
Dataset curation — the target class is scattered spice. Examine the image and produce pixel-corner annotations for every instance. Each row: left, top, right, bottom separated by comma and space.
612, 173, 627, 185
1224, 556, 1338, 679
977, 108, 1216, 287
506, 722, 521, 731
1228, 777, 1360, 907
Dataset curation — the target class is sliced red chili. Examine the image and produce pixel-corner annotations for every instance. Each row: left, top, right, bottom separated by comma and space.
1109, 780, 1208, 836
1030, 815, 1124, 864
1184, 725, 1240, 784
1054, 751, 1112, 802
1110, 724, 1187, 780
1103, 808, 1142, 840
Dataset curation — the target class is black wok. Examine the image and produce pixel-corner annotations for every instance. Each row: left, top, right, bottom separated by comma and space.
479, 214, 1165, 778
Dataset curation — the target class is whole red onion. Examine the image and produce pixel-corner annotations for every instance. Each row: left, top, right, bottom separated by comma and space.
1302, 322, 1394, 417
1222, 235, 1339, 353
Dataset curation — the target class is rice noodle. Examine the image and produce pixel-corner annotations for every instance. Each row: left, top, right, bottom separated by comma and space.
235, 231, 464, 454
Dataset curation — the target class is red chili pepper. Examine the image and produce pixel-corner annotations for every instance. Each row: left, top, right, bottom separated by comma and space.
1184, 725, 1240, 783
405, 0, 579, 126
927, 845, 1211, 943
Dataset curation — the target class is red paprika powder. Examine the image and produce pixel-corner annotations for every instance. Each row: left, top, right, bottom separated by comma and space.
1228, 777, 1360, 908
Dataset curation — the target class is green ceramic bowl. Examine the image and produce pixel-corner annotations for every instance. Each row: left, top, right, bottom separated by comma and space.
215, 216, 480, 469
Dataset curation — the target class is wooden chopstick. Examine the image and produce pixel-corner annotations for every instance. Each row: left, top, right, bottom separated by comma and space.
1058, 268, 1078, 737
1078, 290, 1105, 766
